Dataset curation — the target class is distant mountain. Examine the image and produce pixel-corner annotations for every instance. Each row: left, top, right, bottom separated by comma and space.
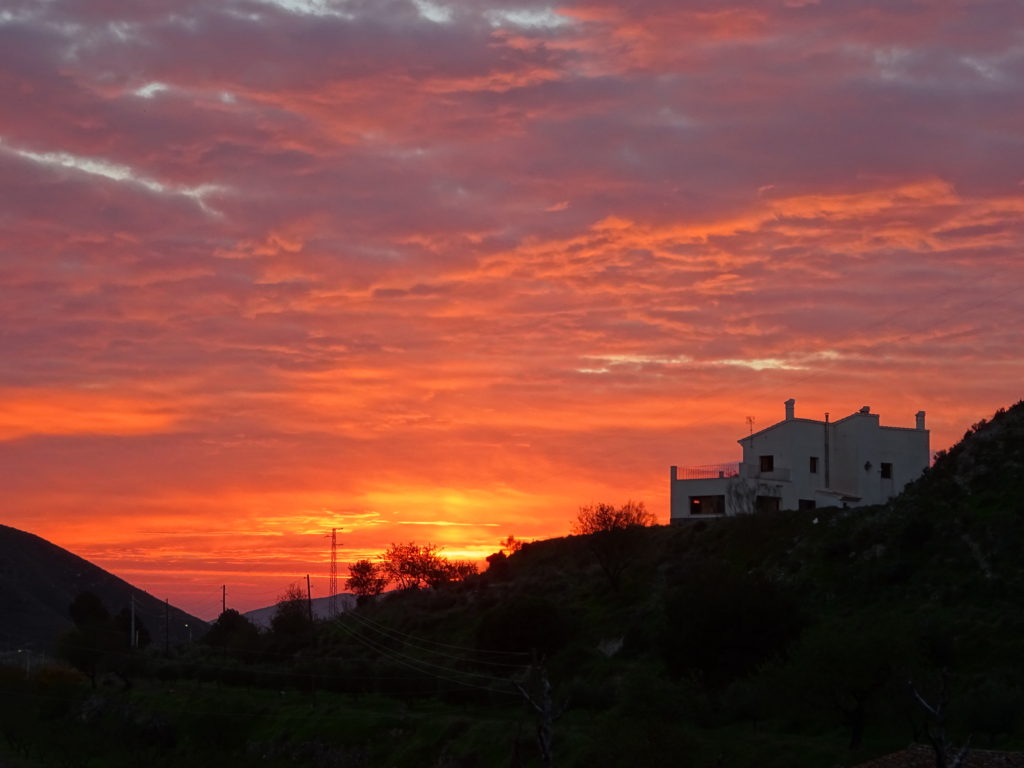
244, 592, 357, 628
0, 524, 207, 653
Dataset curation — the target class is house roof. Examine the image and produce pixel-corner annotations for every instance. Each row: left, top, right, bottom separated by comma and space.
736, 416, 823, 444
735, 406, 920, 445
851, 745, 1024, 768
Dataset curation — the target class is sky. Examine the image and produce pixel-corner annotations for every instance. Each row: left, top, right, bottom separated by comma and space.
1, 0, 1022, 619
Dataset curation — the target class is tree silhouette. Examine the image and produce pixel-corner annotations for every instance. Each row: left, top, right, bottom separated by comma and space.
501, 534, 525, 554
271, 583, 311, 637
69, 591, 109, 628
58, 592, 119, 688
571, 501, 655, 589
347, 559, 387, 603
204, 609, 260, 656
378, 542, 476, 590
571, 500, 655, 535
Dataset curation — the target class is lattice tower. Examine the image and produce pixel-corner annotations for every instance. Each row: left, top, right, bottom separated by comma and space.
328, 528, 338, 618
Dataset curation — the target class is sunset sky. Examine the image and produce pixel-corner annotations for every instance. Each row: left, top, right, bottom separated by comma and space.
1, 0, 1022, 619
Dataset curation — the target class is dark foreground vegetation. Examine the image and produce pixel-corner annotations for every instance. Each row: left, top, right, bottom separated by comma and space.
3, 402, 1024, 767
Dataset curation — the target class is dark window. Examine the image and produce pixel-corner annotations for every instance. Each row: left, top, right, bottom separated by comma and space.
798, 499, 816, 511
756, 496, 780, 514
809, 456, 819, 474
881, 462, 893, 479
690, 495, 725, 516
759, 455, 774, 472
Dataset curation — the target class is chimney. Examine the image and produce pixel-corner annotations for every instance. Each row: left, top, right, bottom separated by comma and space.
916, 410, 926, 430
784, 398, 795, 420
859, 406, 870, 414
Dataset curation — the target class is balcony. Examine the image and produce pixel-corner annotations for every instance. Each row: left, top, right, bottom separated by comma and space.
674, 462, 740, 480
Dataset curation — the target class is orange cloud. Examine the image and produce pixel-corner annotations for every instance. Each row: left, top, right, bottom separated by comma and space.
0, 388, 178, 440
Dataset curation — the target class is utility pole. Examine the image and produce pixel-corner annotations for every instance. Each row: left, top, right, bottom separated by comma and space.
164, 599, 170, 654
221, 584, 226, 615
305, 574, 314, 624
130, 592, 136, 649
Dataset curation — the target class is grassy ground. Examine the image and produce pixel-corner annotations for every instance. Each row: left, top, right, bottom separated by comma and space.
1, 670, 927, 768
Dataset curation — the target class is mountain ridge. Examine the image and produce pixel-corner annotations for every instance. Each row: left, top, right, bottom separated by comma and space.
0, 523, 207, 652
243, 592, 357, 628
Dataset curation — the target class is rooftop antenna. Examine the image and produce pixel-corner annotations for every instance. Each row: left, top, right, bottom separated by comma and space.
745, 416, 755, 444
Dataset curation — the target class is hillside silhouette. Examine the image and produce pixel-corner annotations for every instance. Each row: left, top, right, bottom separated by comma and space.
0, 524, 206, 652
2, 400, 1023, 767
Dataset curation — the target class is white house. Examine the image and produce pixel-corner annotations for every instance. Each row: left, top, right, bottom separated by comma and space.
670, 399, 929, 520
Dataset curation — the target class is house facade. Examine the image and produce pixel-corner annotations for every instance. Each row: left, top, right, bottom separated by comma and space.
670, 399, 929, 520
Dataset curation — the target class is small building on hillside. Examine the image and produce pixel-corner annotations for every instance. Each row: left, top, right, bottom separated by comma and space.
670, 399, 929, 521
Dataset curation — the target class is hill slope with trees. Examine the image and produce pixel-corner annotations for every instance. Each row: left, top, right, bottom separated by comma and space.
0, 524, 206, 652
2, 400, 1023, 767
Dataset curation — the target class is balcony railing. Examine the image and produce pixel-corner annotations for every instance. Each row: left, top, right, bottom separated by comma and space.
675, 462, 740, 480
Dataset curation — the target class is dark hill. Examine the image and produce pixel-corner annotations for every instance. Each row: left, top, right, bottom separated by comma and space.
906, 400, 1024, 510
284, 399, 1024, 766
0, 524, 206, 652
3, 401, 1023, 768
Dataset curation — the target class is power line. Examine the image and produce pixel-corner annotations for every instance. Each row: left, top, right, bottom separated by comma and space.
335, 616, 519, 695
337, 614, 516, 683
342, 610, 529, 669
343, 607, 530, 656
21, 633, 516, 692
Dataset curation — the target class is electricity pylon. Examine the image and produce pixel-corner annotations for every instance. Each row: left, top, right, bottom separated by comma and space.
328, 528, 339, 618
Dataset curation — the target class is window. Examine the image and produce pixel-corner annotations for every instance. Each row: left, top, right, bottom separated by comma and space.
759, 455, 774, 473
881, 462, 893, 479
756, 496, 781, 514
690, 495, 725, 515
798, 499, 816, 511
809, 456, 819, 474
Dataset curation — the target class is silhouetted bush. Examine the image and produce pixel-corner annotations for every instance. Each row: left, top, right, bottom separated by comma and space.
271, 583, 312, 638
963, 674, 1024, 745
475, 594, 570, 656
204, 609, 261, 659
661, 559, 802, 691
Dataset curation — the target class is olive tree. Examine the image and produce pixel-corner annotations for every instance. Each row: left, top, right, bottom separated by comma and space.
571, 501, 655, 589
